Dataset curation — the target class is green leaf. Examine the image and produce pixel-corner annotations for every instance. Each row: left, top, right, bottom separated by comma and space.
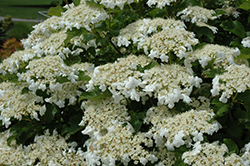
78, 71, 91, 82
21, 87, 30, 94
129, 111, 146, 134
188, 0, 203, 6
73, 0, 81, 6
47, 5, 66, 17
193, 26, 214, 42
64, 27, 89, 46
236, 91, 250, 112
202, 68, 225, 78
78, 86, 112, 102
0, 73, 19, 83
236, 48, 250, 60
56, 75, 69, 83
238, 2, 250, 10
87, 47, 96, 56
223, 138, 239, 155
220, 20, 245, 39
212, 98, 230, 117
62, 114, 84, 137
83, 33, 96, 44
137, 61, 158, 73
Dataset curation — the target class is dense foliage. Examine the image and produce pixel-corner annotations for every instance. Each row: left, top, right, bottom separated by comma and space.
1, 0, 250, 165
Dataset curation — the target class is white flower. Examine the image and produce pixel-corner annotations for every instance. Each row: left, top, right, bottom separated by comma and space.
99, 83, 106, 92
192, 131, 203, 142
242, 37, 250, 48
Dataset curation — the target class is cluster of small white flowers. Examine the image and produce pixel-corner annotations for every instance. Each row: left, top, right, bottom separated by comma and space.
182, 141, 243, 165
31, 30, 71, 58
0, 130, 87, 165
241, 142, 250, 165
18, 56, 78, 85
242, 37, 250, 48
79, 97, 158, 165
146, 0, 176, 9
93, 0, 136, 9
153, 148, 176, 166
211, 64, 250, 103
59, 1, 108, 31
0, 49, 35, 75
21, 16, 62, 49
139, 28, 198, 62
144, 106, 221, 151
177, 6, 217, 23
140, 64, 202, 107
195, 22, 218, 34
117, 18, 186, 48
188, 44, 240, 68
222, 1, 240, 18
0, 82, 45, 127
87, 54, 201, 107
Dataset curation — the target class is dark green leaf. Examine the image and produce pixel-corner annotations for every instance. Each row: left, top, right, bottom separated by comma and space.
83, 33, 96, 44
137, 61, 158, 73
202, 68, 225, 78
73, 0, 81, 6
78, 86, 112, 102
78, 71, 91, 82
87, 47, 96, 56
56, 75, 70, 83
238, 2, 250, 10
193, 26, 214, 42
188, 0, 203, 6
236, 48, 250, 60
21, 87, 30, 94
129, 111, 146, 134
223, 138, 239, 154
220, 20, 245, 39
212, 98, 230, 117
236, 91, 250, 112
64, 27, 89, 46
0, 73, 19, 83
47, 5, 66, 17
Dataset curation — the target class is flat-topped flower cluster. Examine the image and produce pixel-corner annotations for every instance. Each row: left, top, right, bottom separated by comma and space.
0, 0, 250, 165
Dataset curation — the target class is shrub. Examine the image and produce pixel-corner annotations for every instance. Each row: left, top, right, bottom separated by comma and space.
0, 0, 250, 165
0, 38, 23, 63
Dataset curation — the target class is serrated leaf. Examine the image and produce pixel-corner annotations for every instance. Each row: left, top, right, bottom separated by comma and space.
47, 5, 66, 17
236, 48, 250, 60
137, 61, 158, 73
73, 0, 81, 6
220, 20, 245, 39
212, 98, 230, 117
193, 26, 214, 42
238, 2, 250, 10
223, 138, 239, 154
78, 86, 112, 102
78, 71, 91, 82
202, 68, 225, 78
64, 27, 88, 46
21, 87, 30, 94
129, 111, 146, 134
236, 91, 250, 112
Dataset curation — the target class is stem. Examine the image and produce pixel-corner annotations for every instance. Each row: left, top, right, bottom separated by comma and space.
109, 38, 123, 55
128, 4, 136, 15
165, 6, 169, 16
168, 52, 172, 64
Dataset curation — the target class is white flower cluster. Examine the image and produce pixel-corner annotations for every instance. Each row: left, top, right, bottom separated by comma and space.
59, 1, 108, 30
93, 0, 136, 9
222, 1, 240, 18
187, 44, 240, 68
117, 18, 186, 48
242, 37, 250, 48
144, 106, 221, 150
177, 6, 217, 23
21, 16, 62, 49
146, 0, 177, 9
79, 97, 158, 165
139, 28, 198, 62
211, 64, 250, 103
0, 82, 45, 127
0, 49, 35, 75
0, 130, 87, 165
87, 54, 202, 107
182, 141, 242, 165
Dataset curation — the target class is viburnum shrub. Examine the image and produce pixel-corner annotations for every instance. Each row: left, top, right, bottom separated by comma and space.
1, 0, 250, 165
0, 38, 23, 63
